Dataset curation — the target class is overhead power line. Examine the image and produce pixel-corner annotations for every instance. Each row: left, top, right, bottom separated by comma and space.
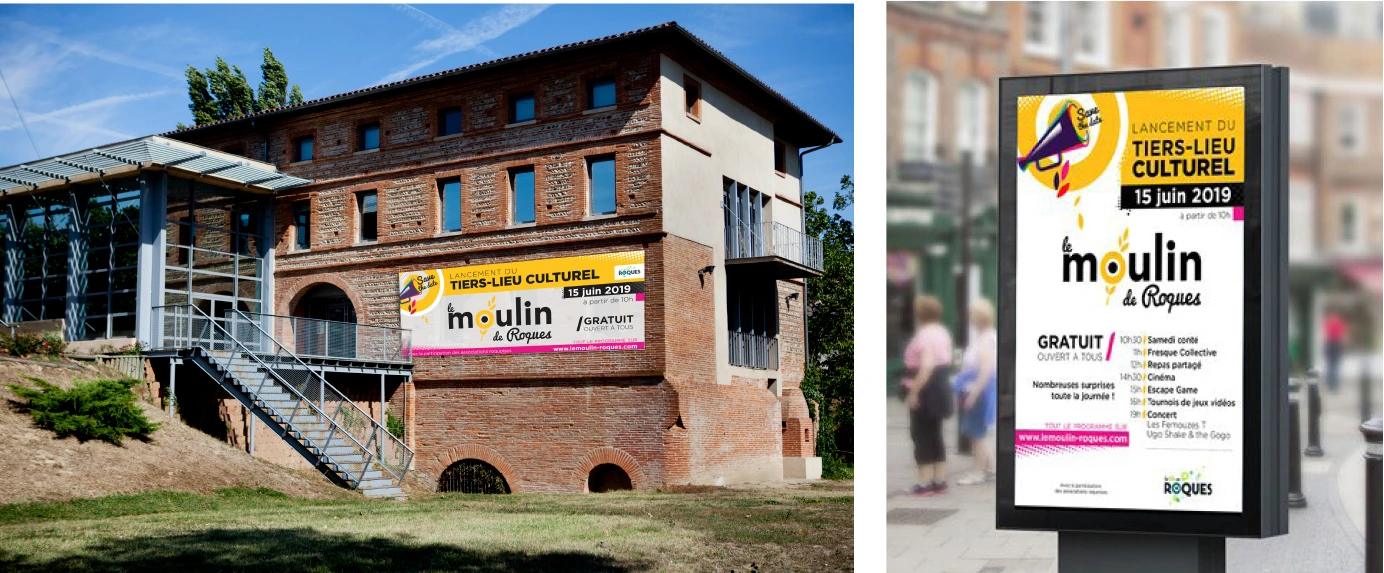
0, 64, 41, 159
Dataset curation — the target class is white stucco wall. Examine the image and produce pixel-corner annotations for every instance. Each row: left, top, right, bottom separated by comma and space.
658, 54, 807, 386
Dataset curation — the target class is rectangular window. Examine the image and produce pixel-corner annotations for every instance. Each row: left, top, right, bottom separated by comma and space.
510, 168, 535, 224
358, 122, 380, 151
1200, 9, 1229, 66
774, 141, 787, 173
1338, 102, 1366, 155
588, 78, 616, 109
236, 211, 256, 255
510, 92, 535, 123
358, 192, 378, 242
903, 70, 937, 162
293, 136, 313, 162
1163, 7, 1192, 67
684, 76, 701, 119
587, 156, 616, 215
1024, 3, 1058, 57
439, 178, 462, 232
293, 201, 310, 250
439, 107, 462, 137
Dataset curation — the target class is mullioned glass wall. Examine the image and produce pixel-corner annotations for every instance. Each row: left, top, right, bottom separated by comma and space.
0, 173, 268, 341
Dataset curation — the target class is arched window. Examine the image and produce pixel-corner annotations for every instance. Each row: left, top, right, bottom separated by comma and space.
438, 459, 511, 494
587, 463, 633, 493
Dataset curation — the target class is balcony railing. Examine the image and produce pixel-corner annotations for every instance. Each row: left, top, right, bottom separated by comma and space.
725, 221, 824, 272
729, 330, 779, 370
152, 308, 412, 364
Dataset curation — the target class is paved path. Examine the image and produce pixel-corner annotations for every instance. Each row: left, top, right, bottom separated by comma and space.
886, 384, 1378, 573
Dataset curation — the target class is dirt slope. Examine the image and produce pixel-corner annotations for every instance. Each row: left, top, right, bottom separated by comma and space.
0, 359, 352, 504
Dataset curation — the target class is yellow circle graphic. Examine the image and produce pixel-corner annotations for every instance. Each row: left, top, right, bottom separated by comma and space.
1017, 93, 1123, 193
399, 270, 443, 315
1100, 252, 1126, 285
475, 310, 493, 327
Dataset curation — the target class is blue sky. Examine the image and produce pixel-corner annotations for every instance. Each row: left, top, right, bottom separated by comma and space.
0, 3, 853, 219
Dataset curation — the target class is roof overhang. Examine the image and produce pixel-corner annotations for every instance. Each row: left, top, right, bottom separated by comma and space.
0, 136, 312, 198
163, 22, 842, 148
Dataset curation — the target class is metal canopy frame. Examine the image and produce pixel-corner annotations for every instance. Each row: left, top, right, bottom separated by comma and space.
0, 137, 311, 196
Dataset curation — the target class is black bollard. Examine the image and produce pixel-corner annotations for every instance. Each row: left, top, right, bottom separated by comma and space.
1363, 418, 1381, 573
1306, 372, 1324, 457
1288, 378, 1307, 508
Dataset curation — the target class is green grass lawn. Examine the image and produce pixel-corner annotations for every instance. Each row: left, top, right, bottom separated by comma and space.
0, 482, 853, 572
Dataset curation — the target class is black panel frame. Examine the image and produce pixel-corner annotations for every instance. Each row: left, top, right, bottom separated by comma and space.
996, 66, 1289, 538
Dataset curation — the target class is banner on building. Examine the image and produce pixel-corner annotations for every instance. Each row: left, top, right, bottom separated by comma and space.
399, 251, 645, 356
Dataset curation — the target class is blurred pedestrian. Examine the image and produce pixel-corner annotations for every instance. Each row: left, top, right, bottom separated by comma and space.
955, 299, 997, 485
1324, 310, 1348, 394
904, 295, 954, 495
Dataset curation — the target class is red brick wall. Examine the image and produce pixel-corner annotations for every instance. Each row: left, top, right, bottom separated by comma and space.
168, 40, 805, 491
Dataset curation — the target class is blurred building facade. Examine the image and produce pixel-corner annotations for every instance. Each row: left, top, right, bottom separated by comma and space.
887, 1, 1383, 378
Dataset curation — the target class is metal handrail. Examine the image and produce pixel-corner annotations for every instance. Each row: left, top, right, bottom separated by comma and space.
724, 220, 824, 271
236, 311, 412, 363
728, 329, 779, 370
224, 308, 413, 483
152, 304, 412, 486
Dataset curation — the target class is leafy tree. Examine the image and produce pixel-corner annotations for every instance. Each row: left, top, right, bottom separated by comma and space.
256, 48, 290, 111
800, 175, 854, 479
180, 49, 303, 127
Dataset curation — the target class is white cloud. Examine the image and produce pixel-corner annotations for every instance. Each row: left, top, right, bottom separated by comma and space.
377, 4, 550, 85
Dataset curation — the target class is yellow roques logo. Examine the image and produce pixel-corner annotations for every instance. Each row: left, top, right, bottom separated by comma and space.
399, 270, 443, 316
1018, 93, 1124, 230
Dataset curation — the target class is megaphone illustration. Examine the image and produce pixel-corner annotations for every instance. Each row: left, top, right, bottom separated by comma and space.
399, 276, 423, 301
1017, 101, 1089, 172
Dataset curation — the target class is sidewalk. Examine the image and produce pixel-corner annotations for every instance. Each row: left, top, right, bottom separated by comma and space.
885, 382, 1377, 573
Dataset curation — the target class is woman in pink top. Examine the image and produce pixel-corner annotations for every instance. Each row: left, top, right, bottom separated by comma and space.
903, 295, 954, 495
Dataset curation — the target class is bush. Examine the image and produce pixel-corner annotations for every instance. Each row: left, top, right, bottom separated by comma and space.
1, 331, 43, 357
386, 411, 405, 440
0, 331, 65, 358
9, 377, 160, 445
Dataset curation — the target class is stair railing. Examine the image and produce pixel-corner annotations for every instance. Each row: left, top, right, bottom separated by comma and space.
224, 308, 413, 484
153, 304, 410, 487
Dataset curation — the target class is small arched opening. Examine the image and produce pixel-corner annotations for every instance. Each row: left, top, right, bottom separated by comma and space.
587, 463, 633, 493
438, 459, 511, 494
290, 284, 357, 357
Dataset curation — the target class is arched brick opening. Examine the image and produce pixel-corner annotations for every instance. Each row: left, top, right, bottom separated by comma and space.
439, 459, 511, 494
280, 277, 366, 320
424, 444, 523, 493
575, 446, 647, 492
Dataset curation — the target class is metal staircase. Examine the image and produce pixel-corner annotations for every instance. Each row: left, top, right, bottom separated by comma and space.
152, 305, 414, 499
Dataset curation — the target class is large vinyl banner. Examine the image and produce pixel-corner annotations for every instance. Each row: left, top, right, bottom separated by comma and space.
1014, 88, 1245, 512
399, 251, 645, 356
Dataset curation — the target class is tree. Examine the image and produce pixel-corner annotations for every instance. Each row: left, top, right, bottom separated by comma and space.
800, 175, 855, 478
256, 48, 290, 111
181, 49, 303, 127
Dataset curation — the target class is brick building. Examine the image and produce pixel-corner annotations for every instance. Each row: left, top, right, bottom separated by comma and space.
0, 22, 839, 494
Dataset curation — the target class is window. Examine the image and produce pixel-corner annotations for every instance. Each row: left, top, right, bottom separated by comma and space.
902, 70, 937, 162
439, 178, 462, 232
1288, 180, 1315, 259
723, 178, 766, 258
221, 143, 246, 157
293, 201, 310, 250
439, 107, 462, 137
235, 210, 256, 255
293, 135, 313, 162
955, 1, 987, 14
726, 274, 779, 368
358, 122, 380, 151
1304, 3, 1338, 35
358, 192, 377, 242
774, 140, 787, 173
955, 80, 987, 162
684, 76, 701, 120
1338, 101, 1366, 156
1073, 2, 1110, 66
1200, 8, 1229, 66
1289, 91, 1314, 147
588, 78, 616, 109
510, 168, 535, 224
587, 156, 616, 216
1339, 199, 1361, 251
1024, 3, 1058, 58
509, 92, 535, 123
1163, 7, 1192, 68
